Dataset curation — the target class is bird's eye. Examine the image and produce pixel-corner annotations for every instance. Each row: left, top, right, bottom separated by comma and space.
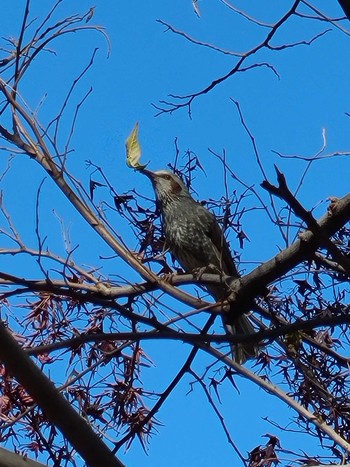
164, 175, 171, 180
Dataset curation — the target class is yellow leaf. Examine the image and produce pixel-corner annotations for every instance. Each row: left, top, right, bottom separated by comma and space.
125, 122, 147, 170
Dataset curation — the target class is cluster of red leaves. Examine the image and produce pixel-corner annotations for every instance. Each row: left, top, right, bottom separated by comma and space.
0, 286, 157, 460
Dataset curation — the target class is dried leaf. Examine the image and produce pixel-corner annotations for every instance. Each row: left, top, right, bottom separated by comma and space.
125, 122, 147, 170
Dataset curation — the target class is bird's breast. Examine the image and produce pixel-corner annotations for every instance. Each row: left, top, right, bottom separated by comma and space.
162, 204, 219, 271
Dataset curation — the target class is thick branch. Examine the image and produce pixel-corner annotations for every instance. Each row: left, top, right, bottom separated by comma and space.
0, 322, 124, 467
262, 166, 350, 274
226, 191, 350, 315
0, 447, 46, 467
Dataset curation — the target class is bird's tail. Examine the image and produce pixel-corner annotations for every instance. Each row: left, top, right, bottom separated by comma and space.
225, 314, 258, 364
206, 284, 259, 364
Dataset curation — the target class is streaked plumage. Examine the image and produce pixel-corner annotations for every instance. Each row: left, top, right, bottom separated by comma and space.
143, 169, 258, 363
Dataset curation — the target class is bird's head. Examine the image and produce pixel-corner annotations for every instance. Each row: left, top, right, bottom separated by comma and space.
142, 169, 190, 205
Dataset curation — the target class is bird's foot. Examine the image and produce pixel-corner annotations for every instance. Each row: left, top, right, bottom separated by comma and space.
191, 264, 220, 280
159, 269, 183, 283
191, 266, 209, 280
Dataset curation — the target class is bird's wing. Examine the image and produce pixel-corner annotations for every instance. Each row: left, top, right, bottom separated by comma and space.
197, 205, 239, 277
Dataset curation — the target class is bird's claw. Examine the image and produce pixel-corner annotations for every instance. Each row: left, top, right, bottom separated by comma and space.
192, 264, 219, 280
159, 271, 179, 283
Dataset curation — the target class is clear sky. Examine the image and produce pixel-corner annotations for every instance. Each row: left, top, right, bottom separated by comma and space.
1, 1, 350, 466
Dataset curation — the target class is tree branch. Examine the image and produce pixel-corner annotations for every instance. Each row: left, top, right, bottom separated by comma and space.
262, 166, 350, 274
206, 347, 350, 453
25, 313, 350, 365
0, 447, 46, 467
226, 190, 350, 316
0, 322, 124, 467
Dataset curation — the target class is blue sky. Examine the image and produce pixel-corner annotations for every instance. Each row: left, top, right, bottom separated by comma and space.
1, 1, 350, 466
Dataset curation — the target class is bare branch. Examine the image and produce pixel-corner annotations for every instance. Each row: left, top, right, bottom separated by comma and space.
206, 348, 350, 453
154, 1, 332, 115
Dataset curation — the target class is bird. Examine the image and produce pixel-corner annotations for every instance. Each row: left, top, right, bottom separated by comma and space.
142, 169, 258, 363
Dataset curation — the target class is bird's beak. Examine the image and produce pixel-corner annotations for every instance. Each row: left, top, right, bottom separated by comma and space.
141, 169, 155, 180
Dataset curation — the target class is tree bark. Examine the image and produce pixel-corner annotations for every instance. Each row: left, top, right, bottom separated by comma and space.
0, 323, 124, 467
0, 447, 47, 467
